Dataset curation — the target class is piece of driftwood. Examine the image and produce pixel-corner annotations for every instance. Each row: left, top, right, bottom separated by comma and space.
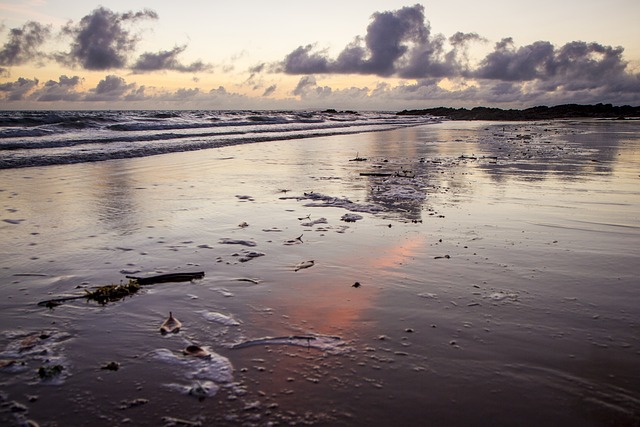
37, 272, 204, 308
38, 281, 142, 308
359, 172, 392, 177
126, 271, 205, 285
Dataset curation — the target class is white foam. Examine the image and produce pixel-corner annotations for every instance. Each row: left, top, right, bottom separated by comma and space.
150, 348, 234, 386
231, 334, 351, 354
200, 311, 242, 326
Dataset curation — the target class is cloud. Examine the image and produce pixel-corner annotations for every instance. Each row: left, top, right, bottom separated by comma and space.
35, 75, 82, 101
292, 75, 320, 96
262, 84, 276, 97
131, 45, 212, 73
171, 87, 200, 99
0, 76, 38, 100
473, 39, 640, 99
281, 4, 473, 79
278, 3, 640, 104
0, 21, 51, 66
283, 44, 330, 74
475, 38, 558, 81
57, 6, 158, 70
84, 74, 138, 100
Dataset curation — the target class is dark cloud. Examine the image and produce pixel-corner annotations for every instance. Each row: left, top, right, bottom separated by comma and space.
292, 75, 319, 96
278, 3, 639, 103
0, 21, 51, 66
36, 75, 82, 101
282, 4, 472, 79
124, 86, 148, 101
282, 45, 330, 74
172, 87, 200, 99
357, 4, 430, 76
262, 84, 276, 97
248, 63, 266, 74
85, 75, 138, 100
474, 38, 556, 81
58, 7, 158, 70
474, 39, 640, 98
131, 45, 212, 73
0, 77, 38, 100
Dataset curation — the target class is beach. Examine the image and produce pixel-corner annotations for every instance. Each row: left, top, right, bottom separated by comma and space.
1, 119, 639, 426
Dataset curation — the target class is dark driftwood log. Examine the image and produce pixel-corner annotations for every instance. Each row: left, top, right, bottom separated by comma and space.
37, 272, 205, 307
359, 172, 392, 177
126, 271, 205, 285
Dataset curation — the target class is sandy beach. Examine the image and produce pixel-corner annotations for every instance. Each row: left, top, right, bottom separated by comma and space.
1, 120, 639, 426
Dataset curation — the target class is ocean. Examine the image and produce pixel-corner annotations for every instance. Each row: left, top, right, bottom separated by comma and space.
0, 110, 434, 169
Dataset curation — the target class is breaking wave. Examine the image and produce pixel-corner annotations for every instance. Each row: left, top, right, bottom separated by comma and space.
0, 110, 436, 168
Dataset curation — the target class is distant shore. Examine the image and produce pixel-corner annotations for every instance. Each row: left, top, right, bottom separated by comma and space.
397, 103, 640, 120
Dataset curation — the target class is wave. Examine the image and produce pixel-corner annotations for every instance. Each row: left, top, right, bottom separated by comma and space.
0, 110, 437, 169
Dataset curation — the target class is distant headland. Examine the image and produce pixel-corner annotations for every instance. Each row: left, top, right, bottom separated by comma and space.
396, 104, 640, 120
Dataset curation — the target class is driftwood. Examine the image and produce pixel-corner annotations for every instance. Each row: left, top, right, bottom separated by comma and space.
125, 271, 205, 285
37, 272, 205, 308
359, 172, 392, 177
38, 281, 142, 308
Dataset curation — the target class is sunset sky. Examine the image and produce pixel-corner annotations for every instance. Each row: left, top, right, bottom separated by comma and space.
1, 0, 639, 110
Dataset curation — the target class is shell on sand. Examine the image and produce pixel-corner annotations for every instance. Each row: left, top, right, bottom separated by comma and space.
182, 344, 211, 359
160, 312, 182, 335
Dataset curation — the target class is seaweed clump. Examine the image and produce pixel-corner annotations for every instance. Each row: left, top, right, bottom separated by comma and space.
38, 364, 64, 379
85, 280, 141, 305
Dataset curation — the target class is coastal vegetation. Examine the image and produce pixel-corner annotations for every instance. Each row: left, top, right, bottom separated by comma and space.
397, 103, 640, 120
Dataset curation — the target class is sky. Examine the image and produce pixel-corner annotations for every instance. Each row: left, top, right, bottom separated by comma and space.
1, 0, 639, 110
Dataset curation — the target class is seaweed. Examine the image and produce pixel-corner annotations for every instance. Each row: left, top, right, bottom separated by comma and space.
38, 364, 64, 379
84, 280, 141, 305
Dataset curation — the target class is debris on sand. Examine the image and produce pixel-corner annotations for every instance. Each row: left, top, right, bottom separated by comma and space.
300, 217, 328, 227
284, 234, 304, 245
160, 312, 182, 335
85, 281, 141, 304
101, 361, 120, 371
233, 250, 265, 263
294, 260, 315, 272
219, 238, 257, 247
281, 192, 383, 214
183, 345, 211, 359
37, 364, 64, 380
341, 213, 363, 222
349, 152, 367, 161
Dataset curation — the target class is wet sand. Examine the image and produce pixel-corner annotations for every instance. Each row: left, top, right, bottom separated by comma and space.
1, 120, 639, 426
